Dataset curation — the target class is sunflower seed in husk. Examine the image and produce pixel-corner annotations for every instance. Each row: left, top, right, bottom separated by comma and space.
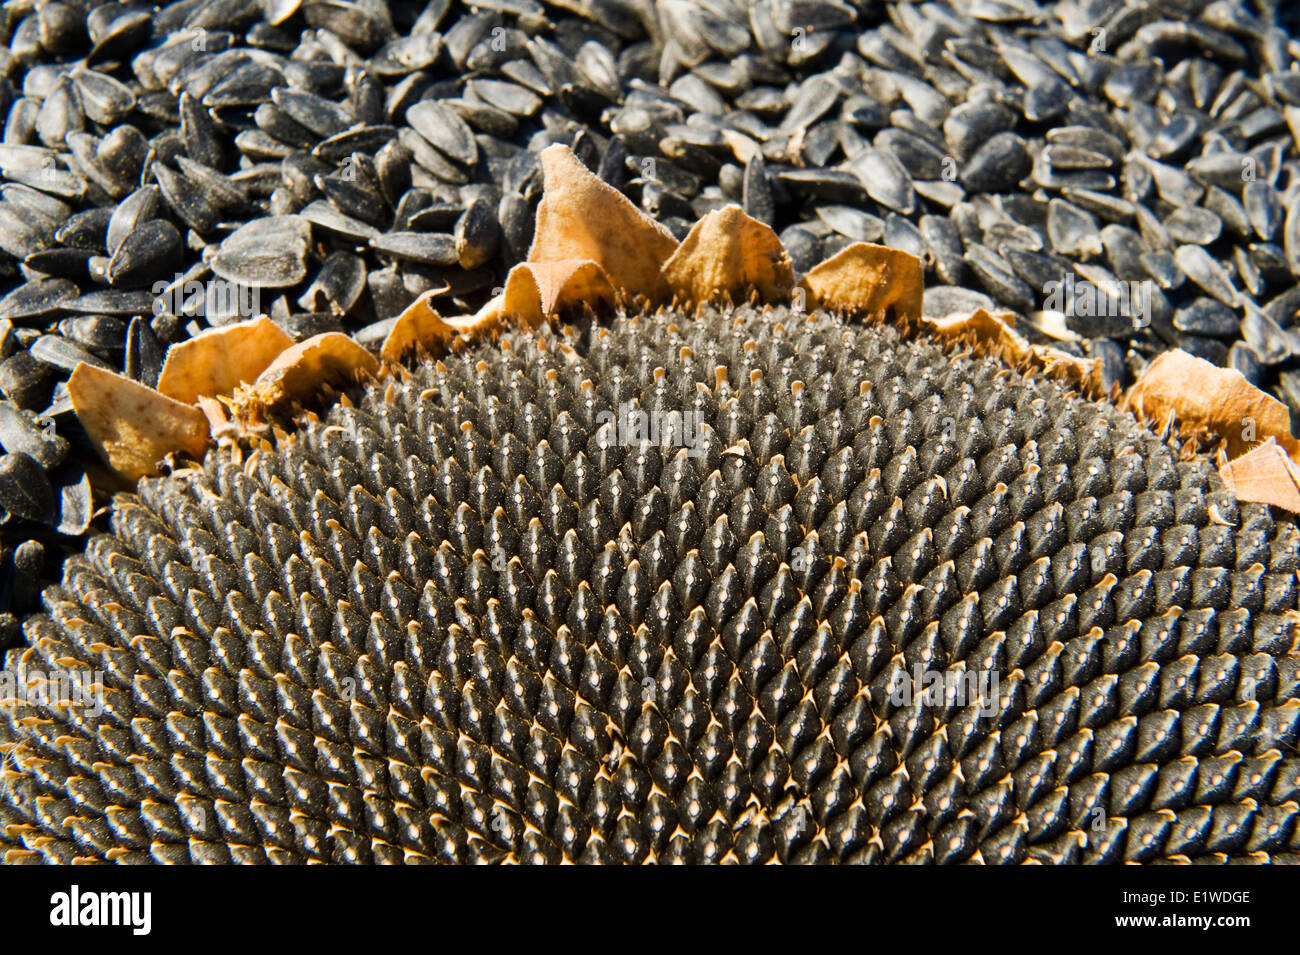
961, 132, 1031, 193
370, 231, 459, 266
1240, 301, 1294, 364
1147, 111, 1200, 161
1228, 340, 1266, 386
1164, 206, 1222, 245
1002, 247, 1068, 292
0, 403, 66, 470
196, 56, 281, 108
299, 198, 381, 242
1177, 334, 1229, 365
313, 124, 399, 163
454, 197, 500, 270
273, 311, 346, 341
406, 98, 479, 166
53, 206, 112, 252
0, 203, 47, 258
106, 219, 182, 288
30, 335, 112, 375
922, 284, 995, 319
1047, 199, 1102, 257
741, 155, 774, 224
1244, 180, 1284, 241
370, 32, 443, 77
35, 77, 84, 150
965, 243, 1035, 313
373, 140, 414, 208
943, 100, 1016, 163
64, 290, 156, 316
875, 128, 947, 181
1186, 151, 1249, 193
1087, 337, 1127, 391
23, 248, 95, 282
845, 148, 913, 213
87, 7, 151, 64
884, 214, 928, 262
315, 169, 390, 229
0, 451, 53, 524
153, 163, 221, 234
0, 278, 77, 322
124, 314, 164, 388
175, 156, 251, 216
815, 204, 883, 243
1175, 244, 1239, 306
95, 125, 150, 193
399, 127, 471, 184
57, 315, 127, 354
0, 352, 53, 412
211, 214, 311, 288
298, 251, 366, 316
3, 183, 70, 234
1173, 297, 1241, 339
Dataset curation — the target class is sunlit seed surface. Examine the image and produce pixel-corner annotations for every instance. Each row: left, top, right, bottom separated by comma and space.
2, 304, 1299, 864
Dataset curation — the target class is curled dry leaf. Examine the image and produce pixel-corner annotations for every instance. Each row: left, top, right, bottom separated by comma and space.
260, 332, 381, 400
924, 307, 1101, 391
463, 290, 506, 329
660, 205, 794, 305
1219, 439, 1300, 513
521, 258, 618, 316
155, 315, 293, 406
376, 284, 485, 363
800, 242, 923, 324
530, 144, 678, 299
234, 332, 380, 419
925, 307, 1023, 346
500, 263, 543, 329
68, 363, 210, 482
380, 294, 448, 362
1126, 349, 1300, 460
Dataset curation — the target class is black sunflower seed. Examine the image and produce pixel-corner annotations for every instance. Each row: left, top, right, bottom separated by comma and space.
106, 219, 182, 287
1173, 298, 1241, 338
962, 132, 1031, 193
298, 250, 366, 316
211, 214, 311, 287
124, 314, 164, 387
370, 231, 459, 266
0, 278, 77, 322
0, 451, 53, 523
455, 197, 500, 270
0, 404, 66, 469
153, 163, 221, 233
407, 98, 479, 166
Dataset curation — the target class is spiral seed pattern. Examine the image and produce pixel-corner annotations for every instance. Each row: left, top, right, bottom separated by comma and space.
2, 304, 1298, 864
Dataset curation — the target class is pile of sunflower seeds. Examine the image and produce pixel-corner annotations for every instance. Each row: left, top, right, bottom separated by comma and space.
0, 0, 1298, 644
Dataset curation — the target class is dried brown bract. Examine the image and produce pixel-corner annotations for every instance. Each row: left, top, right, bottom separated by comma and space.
801, 241, 923, 323
67, 364, 210, 482
155, 316, 294, 405
661, 205, 793, 305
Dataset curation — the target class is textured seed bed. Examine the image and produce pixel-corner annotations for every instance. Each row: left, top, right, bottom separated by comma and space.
2, 304, 1298, 864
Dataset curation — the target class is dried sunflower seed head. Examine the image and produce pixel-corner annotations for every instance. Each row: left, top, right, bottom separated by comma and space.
3, 302, 1299, 865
